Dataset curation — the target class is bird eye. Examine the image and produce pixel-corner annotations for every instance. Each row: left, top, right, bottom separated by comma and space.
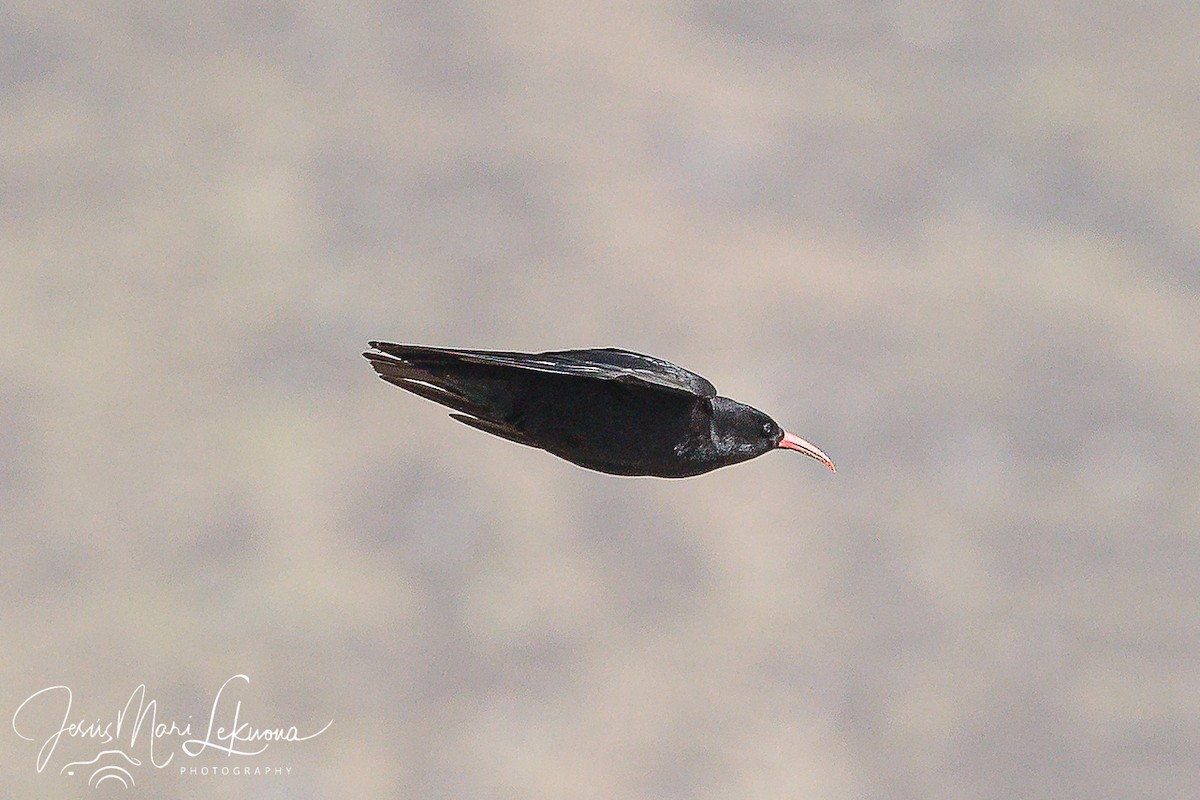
762, 422, 773, 436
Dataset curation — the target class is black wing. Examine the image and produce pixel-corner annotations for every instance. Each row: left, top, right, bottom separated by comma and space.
365, 343, 717, 398
539, 348, 717, 397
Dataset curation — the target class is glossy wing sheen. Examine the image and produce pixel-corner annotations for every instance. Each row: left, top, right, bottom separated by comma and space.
538, 348, 716, 397
389, 345, 718, 398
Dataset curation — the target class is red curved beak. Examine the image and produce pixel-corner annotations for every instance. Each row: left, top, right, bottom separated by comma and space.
777, 431, 836, 473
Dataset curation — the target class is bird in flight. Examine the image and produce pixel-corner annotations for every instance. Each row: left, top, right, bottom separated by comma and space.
363, 342, 835, 478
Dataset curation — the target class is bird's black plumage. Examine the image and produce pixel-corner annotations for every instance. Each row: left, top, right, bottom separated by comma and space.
363, 342, 834, 478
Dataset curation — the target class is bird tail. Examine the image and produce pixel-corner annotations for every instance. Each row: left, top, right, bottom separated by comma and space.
362, 342, 515, 421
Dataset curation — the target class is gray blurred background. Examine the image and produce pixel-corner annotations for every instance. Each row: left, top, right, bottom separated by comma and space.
2, 2, 1198, 798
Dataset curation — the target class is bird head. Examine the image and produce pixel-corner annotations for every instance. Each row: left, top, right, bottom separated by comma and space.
708, 397, 835, 472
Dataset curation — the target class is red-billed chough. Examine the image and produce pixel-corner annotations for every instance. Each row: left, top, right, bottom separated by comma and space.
363, 342, 835, 478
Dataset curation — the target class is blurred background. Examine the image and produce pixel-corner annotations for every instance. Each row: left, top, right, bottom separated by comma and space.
2, 2, 1198, 798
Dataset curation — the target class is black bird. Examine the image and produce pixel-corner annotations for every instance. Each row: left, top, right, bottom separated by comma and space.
363, 342, 835, 478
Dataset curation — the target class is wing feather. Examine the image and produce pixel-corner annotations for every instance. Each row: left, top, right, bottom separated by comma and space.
365, 343, 715, 398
